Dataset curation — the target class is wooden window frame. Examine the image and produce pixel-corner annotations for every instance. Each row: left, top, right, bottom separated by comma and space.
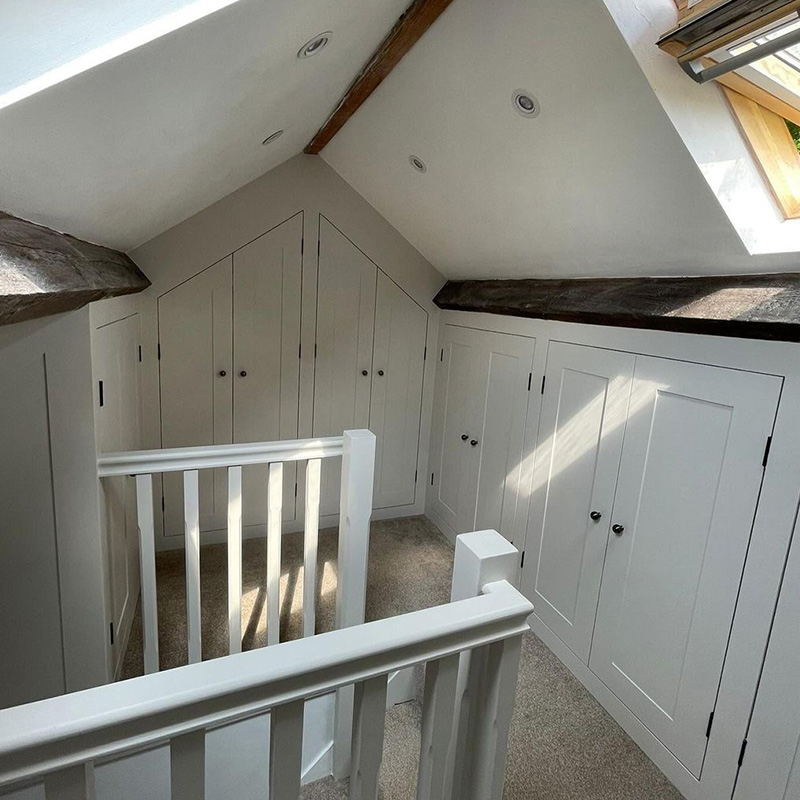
722, 85, 800, 218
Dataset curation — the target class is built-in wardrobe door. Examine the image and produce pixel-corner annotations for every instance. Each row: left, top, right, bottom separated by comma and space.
468, 331, 535, 542
428, 325, 485, 533
94, 313, 142, 675
233, 214, 302, 527
370, 272, 427, 509
313, 217, 377, 516
525, 343, 634, 664
159, 257, 233, 536
733, 511, 800, 799
589, 356, 781, 777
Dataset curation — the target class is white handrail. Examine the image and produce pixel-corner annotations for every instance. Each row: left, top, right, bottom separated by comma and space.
0, 581, 532, 789
97, 435, 345, 477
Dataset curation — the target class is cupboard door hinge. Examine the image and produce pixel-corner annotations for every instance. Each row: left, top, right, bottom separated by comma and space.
431, 472, 435, 486
98, 380, 104, 407
520, 551, 526, 569
424, 346, 427, 361
298, 343, 302, 360
541, 375, 546, 395
314, 343, 317, 360
161, 496, 165, 513
762, 435, 773, 468
109, 621, 114, 646
415, 470, 418, 483
737, 738, 748, 767
705, 711, 715, 738
527, 373, 532, 391
294, 482, 298, 498
301, 237, 304, 256
440, 348, 444, 362
157, 342, 162, 360
138, 345, 143, 363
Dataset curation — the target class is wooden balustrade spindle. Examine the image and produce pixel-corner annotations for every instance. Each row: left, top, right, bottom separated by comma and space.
136, 473, 159, 674
269, 700, 304, 800
171, 729, 205, 800
267, 462, 284, 646
227, 465, 243, 654
303, 458, 321, 638
350, 675, 389, 800
183, 470, 202, 664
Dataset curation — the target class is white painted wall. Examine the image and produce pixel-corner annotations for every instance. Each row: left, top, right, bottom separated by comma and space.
0, 310, 110, 707
130, 154, 444, 549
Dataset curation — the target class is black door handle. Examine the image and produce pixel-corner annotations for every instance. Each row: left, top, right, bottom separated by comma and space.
461, 434, 469, 441
612, 524, 625, 535
219, 370, 227, 377
378, 369, 385, 376
590, 511, 602, 521
239, 370, 247, 377
362, 370, 369, 376
470, 439, 478, 447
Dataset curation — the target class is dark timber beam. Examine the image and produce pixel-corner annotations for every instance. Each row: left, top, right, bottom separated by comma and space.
0, 212, 150, 326
305, 0, 455, 154
435, 275, 800, 342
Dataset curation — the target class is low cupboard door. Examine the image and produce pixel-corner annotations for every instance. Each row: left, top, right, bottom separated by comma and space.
525, 343, 634, 664
468, 330, 535, 542
233, 214, 303, 529
589, 356, 781, 777
369, 272, 427, 509
428, 325, 484, 533
313, 216, 377, 516
159, 257, 233, 537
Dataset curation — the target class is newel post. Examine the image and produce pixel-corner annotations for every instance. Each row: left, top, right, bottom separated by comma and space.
446, 530, 526, 800
333, 429, 376, 779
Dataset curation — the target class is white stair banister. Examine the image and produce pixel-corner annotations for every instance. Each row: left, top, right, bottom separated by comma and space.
303, 458, 321, 638
269, 701, 304, 800
333, 429, 377, 778
135, 473, 159, 675
43, 765, 89, 800
170, 729, 205, 800
267, 461, 284, 647
184, 470, 202, 664
350, 674, 389, 800
227, 465, 243, 655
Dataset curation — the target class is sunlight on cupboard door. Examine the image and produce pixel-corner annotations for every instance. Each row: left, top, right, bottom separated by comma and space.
369, 272, 427, 510
589, 356, 781, 778
233, 214, 302, 532
523, 343, 634, 665
158, 257, 232, 537
313, 217, 376, 517
468, 330, 535, 542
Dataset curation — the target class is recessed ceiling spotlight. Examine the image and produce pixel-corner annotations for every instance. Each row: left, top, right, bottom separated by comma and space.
409, 155, 427, 173
512, 89, 540, 118
262, 129, 284, 145
298, 32, 332, 58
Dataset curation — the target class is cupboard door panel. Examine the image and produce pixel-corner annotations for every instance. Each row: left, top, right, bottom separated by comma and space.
734, 510, 800, 799
589, 356, 781, 777
428, 325, 483, 533
468, 331, 535, 540
526, 343, 634, 664
370, 272, 427, 509
233, 214, 302, 528
314, 217, 377, 516
159, 257, 233, 537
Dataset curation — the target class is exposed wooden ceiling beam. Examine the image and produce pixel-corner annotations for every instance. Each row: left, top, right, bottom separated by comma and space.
305, 0, 456, 154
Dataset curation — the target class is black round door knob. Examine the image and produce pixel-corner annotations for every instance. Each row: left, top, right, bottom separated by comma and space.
219, 370, 227, 377
461, 434, 469, 441
239, 370, 247, 377
590, 511, 602, 521
470, 439, 479, 447
362, 370, 369, 376
612, 524, 625, 535
378, 369, 385, 376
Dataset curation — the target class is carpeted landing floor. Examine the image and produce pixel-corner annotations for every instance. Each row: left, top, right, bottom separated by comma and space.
120, 516, 683, 800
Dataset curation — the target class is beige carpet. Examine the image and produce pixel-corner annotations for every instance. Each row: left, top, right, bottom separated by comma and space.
120, 516, 683, 800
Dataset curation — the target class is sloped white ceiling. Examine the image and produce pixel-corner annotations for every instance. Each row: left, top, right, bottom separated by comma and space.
322, 0, 799, 278
0, 0, 409, 251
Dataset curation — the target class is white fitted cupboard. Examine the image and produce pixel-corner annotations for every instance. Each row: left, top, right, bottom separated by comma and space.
426, 312, 799, 800
156, 213, 428, 538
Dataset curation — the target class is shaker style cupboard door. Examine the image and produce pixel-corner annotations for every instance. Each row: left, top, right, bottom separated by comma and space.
589, 356, 781, 777
428, 325, 484, 533
313, 217, 377, 516
159, 257, 233, 537
468, 330, 535, 542
524, 343, 634, 664
233, 214, 302, 528
734, 511, 800, 799
369, 272, 427, 509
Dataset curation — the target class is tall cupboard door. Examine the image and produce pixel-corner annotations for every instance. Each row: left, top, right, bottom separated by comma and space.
313, 217, 377, 516
525, 343, 634, 664
733, 510, 800, 799
369, 272, 427, 509
94, 313, 142, 675
159, 257, 233, 536
468, 330, 535, 541
589, 356, 781, 777
428, 325, 485, 533
233, 214, 302, 528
